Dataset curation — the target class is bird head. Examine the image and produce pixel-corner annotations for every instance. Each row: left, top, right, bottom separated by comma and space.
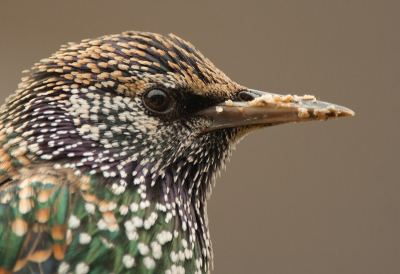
1, 31, 354, 201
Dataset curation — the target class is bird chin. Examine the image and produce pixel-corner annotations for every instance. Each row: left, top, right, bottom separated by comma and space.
209, 123, 271, 147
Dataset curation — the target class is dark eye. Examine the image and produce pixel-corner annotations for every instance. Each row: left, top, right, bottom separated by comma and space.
143, 89, 172, 112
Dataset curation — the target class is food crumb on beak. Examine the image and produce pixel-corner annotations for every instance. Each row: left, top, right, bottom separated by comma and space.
313, 108, 330, 119
298, 108, 310, 118
216, 106, 223, 113
327, 105, 339, 118
247, 93, 296, 108
293, 95, 302, 103
302, 95, 316, 100
281, 95, 293, 102
225, 99, 233, 106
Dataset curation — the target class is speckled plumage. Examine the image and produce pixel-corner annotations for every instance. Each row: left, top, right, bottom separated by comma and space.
0, 31, 353, 274
0, 31, 248, 274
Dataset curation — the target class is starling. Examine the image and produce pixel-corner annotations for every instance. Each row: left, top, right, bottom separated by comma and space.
0, 31, 354, 274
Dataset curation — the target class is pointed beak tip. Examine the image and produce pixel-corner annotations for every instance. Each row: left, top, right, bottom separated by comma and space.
338, 107, 355, 117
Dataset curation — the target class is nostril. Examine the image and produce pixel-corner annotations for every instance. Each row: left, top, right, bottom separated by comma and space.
238, 91, 254, 102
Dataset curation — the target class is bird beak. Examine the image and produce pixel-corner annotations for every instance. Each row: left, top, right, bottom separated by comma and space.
198, 89, 355, 133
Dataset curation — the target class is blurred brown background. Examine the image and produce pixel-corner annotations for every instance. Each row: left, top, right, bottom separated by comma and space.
1, 1, 399, 273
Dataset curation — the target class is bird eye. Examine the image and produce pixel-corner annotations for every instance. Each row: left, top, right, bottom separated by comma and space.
143, 89, 172, 113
